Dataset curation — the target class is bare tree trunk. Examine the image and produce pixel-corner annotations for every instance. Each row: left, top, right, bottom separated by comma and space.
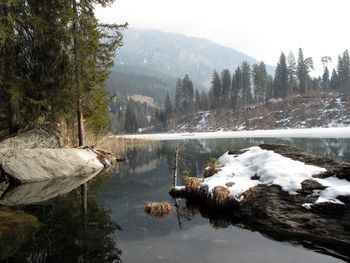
72, 0, 85, 147
77, 98, 85, 146
172, 145, 179, 187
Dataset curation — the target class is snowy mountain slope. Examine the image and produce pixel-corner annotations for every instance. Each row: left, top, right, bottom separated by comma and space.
114, 28, 275, 88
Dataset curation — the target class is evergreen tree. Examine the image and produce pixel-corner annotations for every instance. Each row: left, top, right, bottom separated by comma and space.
200, 90, 209, 110
181, 74, 194, 113
337, 50, 350, 96
211, 71, 221, 109
252, 64, 260, 101
220, 69, 231, 107
241, 61, 252, 106
322, 67, 330, 91
297, 48, 313, 94
252, 62, 268, 103
124, 103, 137, 133
194, 89, 201, 111
174, 78, 183, 112
297, 48, 307, 94
274, 52, 289, 99
287, 51, 297, 96
321, 56, 332, 91
231, 67, 243, 111
330, 69, 339, 91
164, 91, 173, 121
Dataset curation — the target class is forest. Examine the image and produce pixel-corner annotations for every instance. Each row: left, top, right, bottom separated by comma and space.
139, 48, 350, 132
0, 0, 126, 142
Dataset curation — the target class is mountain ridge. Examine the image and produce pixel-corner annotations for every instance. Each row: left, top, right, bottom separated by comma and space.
113, 28, 275, 89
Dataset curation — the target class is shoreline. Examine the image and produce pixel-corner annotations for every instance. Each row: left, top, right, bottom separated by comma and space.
113, 126, 350, 141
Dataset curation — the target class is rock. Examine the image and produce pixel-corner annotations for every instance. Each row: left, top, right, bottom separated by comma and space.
0, 148, 104, 183
297, 179, 327, 195
0, 123, 64, 149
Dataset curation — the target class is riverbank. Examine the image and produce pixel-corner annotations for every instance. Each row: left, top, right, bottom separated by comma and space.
115, 126, 350, 141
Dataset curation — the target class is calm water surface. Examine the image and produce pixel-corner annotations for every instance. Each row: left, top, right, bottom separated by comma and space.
2, 138, 350, 263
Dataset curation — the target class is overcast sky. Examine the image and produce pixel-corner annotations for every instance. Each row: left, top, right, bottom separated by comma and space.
96, 0, 350, 75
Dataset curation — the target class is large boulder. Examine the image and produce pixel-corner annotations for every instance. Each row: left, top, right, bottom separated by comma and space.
0, 148, 104, 183
0, 123, 64, 149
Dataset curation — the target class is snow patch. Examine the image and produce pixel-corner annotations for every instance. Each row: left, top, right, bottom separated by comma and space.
201, 147, 350, 205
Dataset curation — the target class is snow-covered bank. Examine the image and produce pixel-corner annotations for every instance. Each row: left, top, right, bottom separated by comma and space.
115, 127, 350, 141
203, 147, 350, 207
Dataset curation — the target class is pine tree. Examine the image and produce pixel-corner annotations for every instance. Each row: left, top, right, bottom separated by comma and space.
274, 52, 289, 99
220, 69, 231, 107
211, 71, 221, 109
241, 61, 252, 106
297, 48, 307, 94
321, 56, 332, 92
252, 62, 268, 103
330, 69, 339, 91
194, 89, 201, 111
181, 74, 194, 113
164, 91, 173, 121
174, 78, 183, 112
337, 50, 350, 96
200, 90, 209, 110
297, 48, 313, 94
124, 103, 137, 133
322, 67, 330, 91
231, 67, 243, 111
287, 51, 297, 96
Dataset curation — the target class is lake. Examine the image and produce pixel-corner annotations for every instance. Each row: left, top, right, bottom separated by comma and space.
2, 137, 350, 262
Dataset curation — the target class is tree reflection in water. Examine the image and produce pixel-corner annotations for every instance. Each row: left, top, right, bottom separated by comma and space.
4, 180, 122, 263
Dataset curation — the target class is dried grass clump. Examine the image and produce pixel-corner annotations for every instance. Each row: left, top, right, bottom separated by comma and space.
212, 186, 230, 205
185, 177, 202, 193
225, 182, 235, 187
204, 167, 221, 178
144, 202, 172, 217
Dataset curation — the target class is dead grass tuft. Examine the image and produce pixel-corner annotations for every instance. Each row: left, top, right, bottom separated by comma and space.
144, 202, 172, 217
185, 177, 202, 193
212, 186, 230, 205
204, 167, 221, 178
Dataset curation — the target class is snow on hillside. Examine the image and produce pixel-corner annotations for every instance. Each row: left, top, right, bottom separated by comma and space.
176, 94, 350, 132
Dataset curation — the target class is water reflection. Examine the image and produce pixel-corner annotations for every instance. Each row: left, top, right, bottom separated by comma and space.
106, 138, 350, 262
1, 138, 349, 263
1, 173, 122, 263
0, 172, 98, 206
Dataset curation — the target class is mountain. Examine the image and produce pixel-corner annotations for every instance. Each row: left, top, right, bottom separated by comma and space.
107, 28, 275, 106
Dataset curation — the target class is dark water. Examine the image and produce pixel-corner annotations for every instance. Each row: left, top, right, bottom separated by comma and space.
2, 138, 350, 263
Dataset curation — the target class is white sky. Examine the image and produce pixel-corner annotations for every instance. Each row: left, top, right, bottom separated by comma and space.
96, 0, 350, 76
